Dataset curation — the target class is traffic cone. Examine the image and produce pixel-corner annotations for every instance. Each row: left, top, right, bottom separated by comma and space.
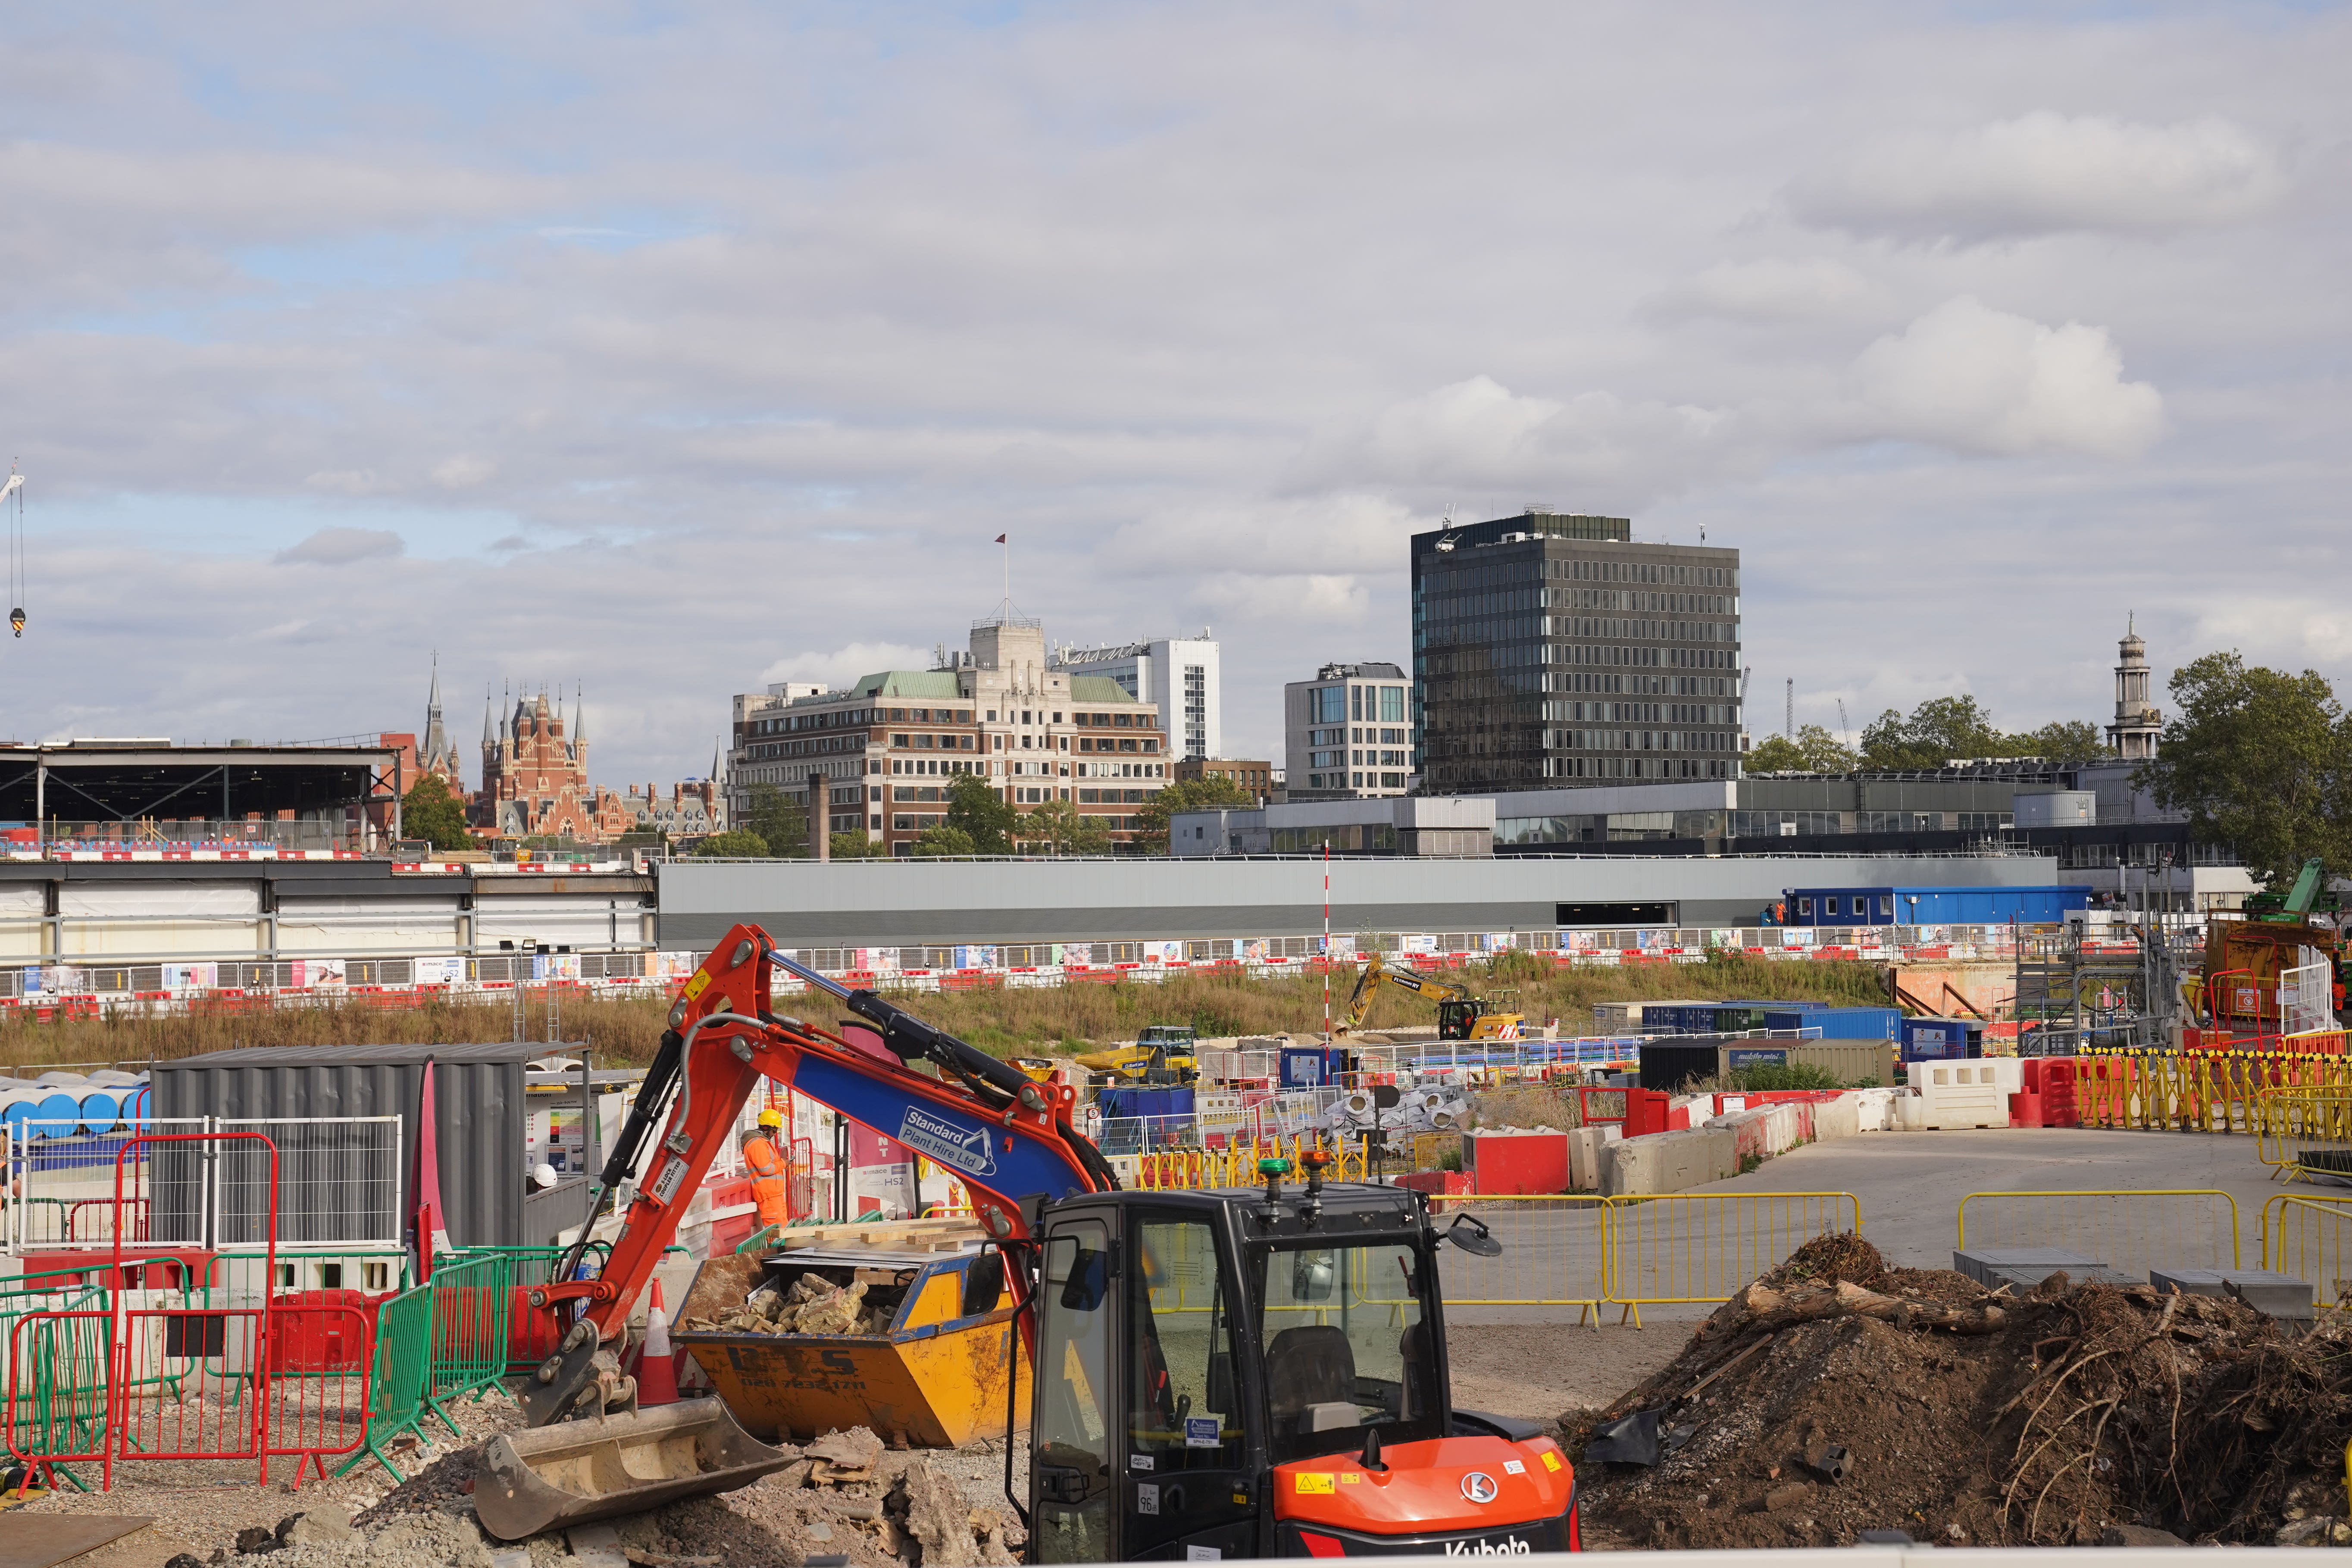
637, 1281, 678, 1406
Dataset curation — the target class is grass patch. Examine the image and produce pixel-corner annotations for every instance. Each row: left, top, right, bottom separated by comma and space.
0, 953, 1892, 1073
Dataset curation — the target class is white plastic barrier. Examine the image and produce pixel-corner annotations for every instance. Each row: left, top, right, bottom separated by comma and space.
1912, 1058, 2025, 1130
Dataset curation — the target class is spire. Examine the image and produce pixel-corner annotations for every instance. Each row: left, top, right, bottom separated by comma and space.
427, 653, 441, 716
572, 682, 585, 745
482, 684, 494, 748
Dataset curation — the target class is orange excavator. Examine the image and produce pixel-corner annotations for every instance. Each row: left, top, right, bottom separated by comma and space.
484, 924, 1578, 1559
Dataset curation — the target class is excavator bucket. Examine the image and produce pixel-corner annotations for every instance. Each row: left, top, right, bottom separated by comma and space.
474, 1399, 801, 1541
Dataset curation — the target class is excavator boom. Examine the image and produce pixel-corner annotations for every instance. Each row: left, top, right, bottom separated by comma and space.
1335, 952, 1476, 1036
516, 923, 1113, 1430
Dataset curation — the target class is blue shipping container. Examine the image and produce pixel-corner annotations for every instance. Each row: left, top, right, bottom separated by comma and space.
1768, 1006, 1900, 1041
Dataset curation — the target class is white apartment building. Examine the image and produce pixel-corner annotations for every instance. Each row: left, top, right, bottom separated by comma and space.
1052, 633, 1220, 761
1284, 662, 1415, 801
728, 617, 1173, 854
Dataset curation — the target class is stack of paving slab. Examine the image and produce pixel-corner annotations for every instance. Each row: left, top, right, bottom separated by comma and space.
1953, 1248, 2316, 1319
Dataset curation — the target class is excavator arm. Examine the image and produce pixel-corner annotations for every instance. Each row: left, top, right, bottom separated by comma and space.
518, 922, 1115, 1426
1335, 952, 1475, 1037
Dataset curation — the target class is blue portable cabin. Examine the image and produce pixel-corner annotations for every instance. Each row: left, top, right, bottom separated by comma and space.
1900, 1017, 1983, 1062
1766, 1005, 1900, 1042
1785, 885, 2090, 928
1278, 1045, 1352, 1088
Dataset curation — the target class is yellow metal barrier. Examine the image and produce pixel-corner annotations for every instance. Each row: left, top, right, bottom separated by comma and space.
1601, 1191, 1863, 1327
1955, 1189, 2240, 1272
2254, 1088, 2352, 1177
2260, 1192, 2352, 1311
1424, 1195, 1607, 1325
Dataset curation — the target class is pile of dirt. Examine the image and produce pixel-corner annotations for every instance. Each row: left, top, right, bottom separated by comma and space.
1571, 1237, 2352, 1549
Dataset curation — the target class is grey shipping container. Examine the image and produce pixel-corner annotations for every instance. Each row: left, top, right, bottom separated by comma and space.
150, 1042, 548, 1251
1639, 1036, 1895, 1090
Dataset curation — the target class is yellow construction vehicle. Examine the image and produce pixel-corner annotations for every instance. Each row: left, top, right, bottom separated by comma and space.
1074, 1024, 1200, 1085
1336, 953, 1524, 1042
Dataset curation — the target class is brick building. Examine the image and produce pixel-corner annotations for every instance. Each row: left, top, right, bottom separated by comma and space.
732, 614, 1170, 854
1173, 757, 1276, 804
476, 687, 633, 842
627, 776, 725, 839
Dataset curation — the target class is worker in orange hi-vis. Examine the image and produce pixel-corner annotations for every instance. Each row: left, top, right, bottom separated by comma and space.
740, 1110, 791, 1228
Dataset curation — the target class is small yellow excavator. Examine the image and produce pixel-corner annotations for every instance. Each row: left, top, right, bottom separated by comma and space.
1075, 1023, 1201, 1085
1335, 953, 1524, 1042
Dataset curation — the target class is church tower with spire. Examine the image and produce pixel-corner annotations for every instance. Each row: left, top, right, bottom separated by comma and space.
2106, 616, 2163, 762
418, 659, 463, 790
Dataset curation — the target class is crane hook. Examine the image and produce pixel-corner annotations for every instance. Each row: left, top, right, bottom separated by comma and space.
7, 608, 20, 638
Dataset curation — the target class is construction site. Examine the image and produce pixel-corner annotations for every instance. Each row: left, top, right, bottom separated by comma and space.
2, 875, 2349, 1567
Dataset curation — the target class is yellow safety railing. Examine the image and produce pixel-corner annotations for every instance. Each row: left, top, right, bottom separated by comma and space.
2253, 1088, 2352, 1176
2260, 1192, 2352, 1312
1422, 1194, 1608, 1325
1126, 1135, 1371, 1192
1600, 1191, 1863, 1327
1955, 1189, 2240, 1271
2075, 1049, 2352, 1134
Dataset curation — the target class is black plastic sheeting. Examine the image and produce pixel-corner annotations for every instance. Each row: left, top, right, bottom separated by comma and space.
150, 1042, 543, 1250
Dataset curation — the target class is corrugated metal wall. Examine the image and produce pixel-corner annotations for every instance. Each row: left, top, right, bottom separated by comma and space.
150, 1042, 535, 1250
657, 853, 2067, 947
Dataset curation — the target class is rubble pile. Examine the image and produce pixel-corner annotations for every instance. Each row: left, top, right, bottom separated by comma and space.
682, 1272, 895, 1337
146, 1422, 1019, 1568
1574, 1235, 2352, 1549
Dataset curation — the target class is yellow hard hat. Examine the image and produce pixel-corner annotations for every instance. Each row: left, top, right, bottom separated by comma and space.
757, 1109, 784, 1130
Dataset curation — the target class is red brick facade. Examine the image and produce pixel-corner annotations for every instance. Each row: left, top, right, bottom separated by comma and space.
477, 689, 633, 842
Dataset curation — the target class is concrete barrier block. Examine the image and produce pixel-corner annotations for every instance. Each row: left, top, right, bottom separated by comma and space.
1567, 1124, 1620, 1191
1601, 1125, 1737, 1196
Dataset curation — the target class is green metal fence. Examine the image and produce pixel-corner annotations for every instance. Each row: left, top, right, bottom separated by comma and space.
1, 1294, 110, 1490
337, 1280, 435, 1482
428, 1251, 512, 1415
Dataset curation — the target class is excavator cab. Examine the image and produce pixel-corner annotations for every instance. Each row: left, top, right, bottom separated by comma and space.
1436, 998, 1479, 1042
1027, 1180, 1577, 1561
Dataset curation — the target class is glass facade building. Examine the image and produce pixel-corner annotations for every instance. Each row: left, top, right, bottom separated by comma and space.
1412, 511, 1742, 793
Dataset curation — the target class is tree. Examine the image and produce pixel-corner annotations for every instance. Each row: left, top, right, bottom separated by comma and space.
910, 823, 977, 857
1016, 798, 1113, 856
400, 773, 474, 852
1132, 775, 1258, 854
2017, 719, 2112, 767
1745, 724, 1856, 774
2136, 651, 2352, 888
1860, 695, 2009, 770
741, 783, 808, 858
693, 828, 771, 858
829, 831, 888, 859
944, 774, 1018, 855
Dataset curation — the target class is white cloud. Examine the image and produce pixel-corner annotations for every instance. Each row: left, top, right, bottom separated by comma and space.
273, 526, 403, 566
1305, 376, 1733, 501
1646, 258, 1882, 322
758, 642, 934, 692
1788, 112, 2285, 241
1194, 573, 1369, 625
432, 455, 497, 490
1846, 297, 2164, 458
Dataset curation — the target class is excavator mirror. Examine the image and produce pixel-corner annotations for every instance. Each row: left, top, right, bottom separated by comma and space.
1292, 1249, 1337, 1302
1442, 1215, 1504, 1258
962, 1250, 1007, 1316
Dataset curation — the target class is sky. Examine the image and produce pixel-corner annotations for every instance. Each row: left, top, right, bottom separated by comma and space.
0, 2, 2346, 781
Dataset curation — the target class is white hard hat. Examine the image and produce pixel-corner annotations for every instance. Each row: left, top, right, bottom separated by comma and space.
531, 1163, 560, 1190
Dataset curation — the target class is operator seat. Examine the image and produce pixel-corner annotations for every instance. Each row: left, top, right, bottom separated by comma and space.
1398, 1322, 1430, 1420
1267, 1324, 1357, 1432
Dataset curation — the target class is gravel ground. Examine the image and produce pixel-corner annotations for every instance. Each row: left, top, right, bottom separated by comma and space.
19, 1327, 1589, 1568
